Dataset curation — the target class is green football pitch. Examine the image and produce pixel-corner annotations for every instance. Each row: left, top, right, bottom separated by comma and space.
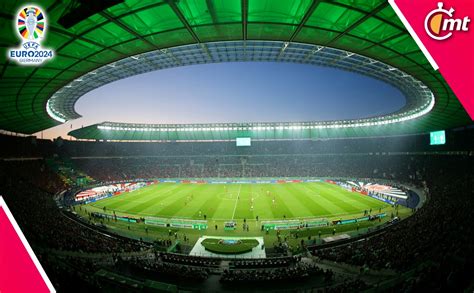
86, 181, 389, 221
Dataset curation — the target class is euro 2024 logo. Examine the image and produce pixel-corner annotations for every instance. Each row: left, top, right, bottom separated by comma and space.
8, 5, 54, 65
425, 2, 471, 40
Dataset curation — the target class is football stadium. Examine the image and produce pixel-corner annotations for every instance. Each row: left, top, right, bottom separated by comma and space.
0, 1, 473, 292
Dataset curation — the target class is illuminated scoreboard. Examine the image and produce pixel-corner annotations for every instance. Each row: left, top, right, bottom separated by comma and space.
430, 130, 446, 145
236, 137, 251, 146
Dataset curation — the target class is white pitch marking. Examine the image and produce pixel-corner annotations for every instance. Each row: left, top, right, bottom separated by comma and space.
231, 184, 242, 220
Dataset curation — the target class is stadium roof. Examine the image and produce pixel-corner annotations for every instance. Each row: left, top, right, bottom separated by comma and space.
0, 0, 471, 137
51, 40, 435, 123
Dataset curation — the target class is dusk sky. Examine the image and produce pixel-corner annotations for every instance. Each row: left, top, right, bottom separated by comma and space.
35, 62, 405, 140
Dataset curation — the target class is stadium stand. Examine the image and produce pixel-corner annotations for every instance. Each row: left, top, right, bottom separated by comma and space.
0, 128, 473, 291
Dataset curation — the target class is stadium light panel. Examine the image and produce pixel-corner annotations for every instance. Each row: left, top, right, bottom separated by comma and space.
90, 95, 434, 136
46, 100, 66, 123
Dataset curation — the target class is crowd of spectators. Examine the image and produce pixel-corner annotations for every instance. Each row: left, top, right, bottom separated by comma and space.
126, 255, 210, 281
230, 256, 297, 269
312, 155, 474, 292
70, 153, 463, 184
0, 160, 147, 253
221, 262, 325, 282
160, 252, 221, 268
320, 279, 370, 293
2, 127, 473, 159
